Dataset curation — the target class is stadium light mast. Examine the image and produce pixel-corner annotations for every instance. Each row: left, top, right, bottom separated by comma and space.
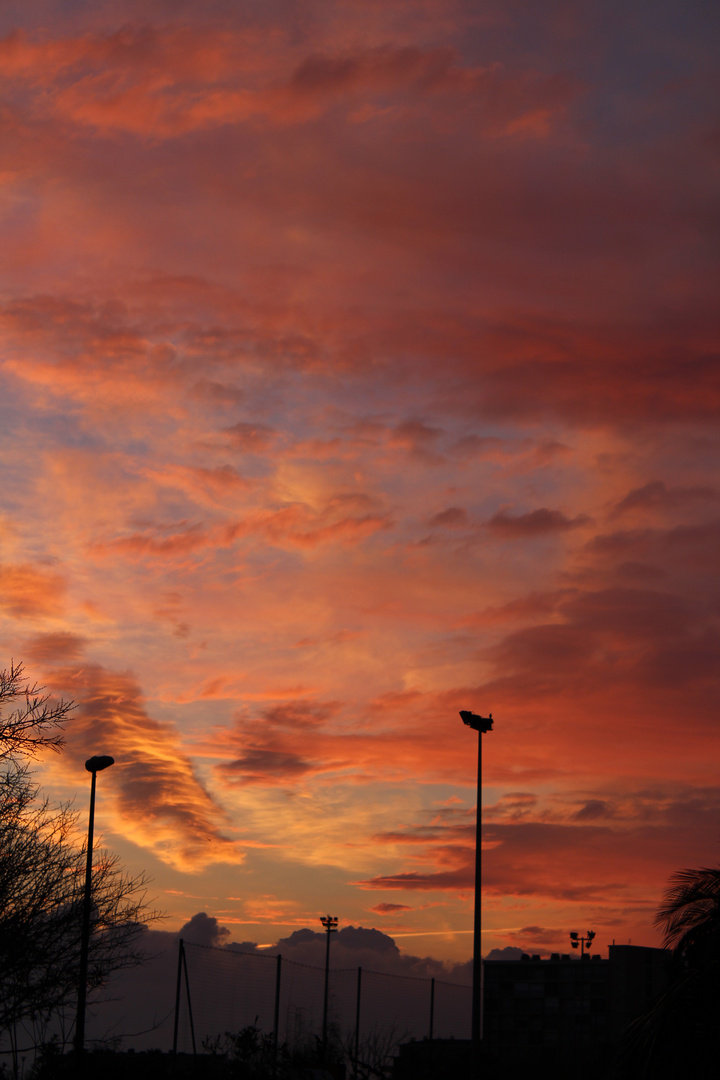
74, 754, 115, 1062
460, 709, 494, 1077
570, 929, 596, 1046
320, 914, 338, 1059
570, 929, 596, 958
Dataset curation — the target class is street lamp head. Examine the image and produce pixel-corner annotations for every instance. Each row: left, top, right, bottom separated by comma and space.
85, 755, 115, 773
460, 710, 493, 733
320, 915, 338, 932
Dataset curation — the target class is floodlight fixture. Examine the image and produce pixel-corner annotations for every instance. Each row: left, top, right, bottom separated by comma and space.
569, 929, 596, 958
320, 915, 338, 933
460, 709, 493, 733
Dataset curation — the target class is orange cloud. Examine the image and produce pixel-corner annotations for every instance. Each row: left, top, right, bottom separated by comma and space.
22, 631, 86, 664
52, 663, 241, 872
221, 500, 392, 550
0, 28, 579, 138
0, 563, 66, 619
88, 523, 210, 562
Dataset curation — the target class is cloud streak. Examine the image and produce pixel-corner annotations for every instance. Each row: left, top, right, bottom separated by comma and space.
51, 661, 241, 872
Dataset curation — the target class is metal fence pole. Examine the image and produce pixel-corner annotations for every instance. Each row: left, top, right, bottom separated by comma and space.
182, 943, 197, 1055
274, 954, 282, 1072
354, 966, 362, 1078
172, 938, 184, 1056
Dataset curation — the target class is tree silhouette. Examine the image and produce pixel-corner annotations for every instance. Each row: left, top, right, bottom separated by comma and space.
0, 661, 156, 1052
621, 864, 720, 1078
0, 660, 73, 762
655, 865, 720, 961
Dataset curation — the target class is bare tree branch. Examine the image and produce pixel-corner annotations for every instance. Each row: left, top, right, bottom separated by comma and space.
0, 660, 74, 762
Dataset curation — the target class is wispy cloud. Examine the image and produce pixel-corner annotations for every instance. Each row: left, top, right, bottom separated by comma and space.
50, 661, 241, 872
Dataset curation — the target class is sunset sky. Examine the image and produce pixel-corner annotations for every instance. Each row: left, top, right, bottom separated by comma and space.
1, 0, 719, 968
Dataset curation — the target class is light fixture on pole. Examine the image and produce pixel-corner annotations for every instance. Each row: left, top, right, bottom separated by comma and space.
460, 709, 494, 1078
570, 929, 596, 1045
74, 754, 114, 1061
570, 929, 596, 958
320, 915, 338, 1059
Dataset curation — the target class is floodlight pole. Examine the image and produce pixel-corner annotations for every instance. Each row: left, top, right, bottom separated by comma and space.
74, 755, 114, 1063
570, 930, 596, 959
460, 710, 493, 1078
320, 915, 338, 1060
570, 930, 595, 1051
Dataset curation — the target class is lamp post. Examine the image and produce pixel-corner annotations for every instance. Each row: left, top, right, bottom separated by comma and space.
460, 709, 493, 1077
74, 754, 114, 1061
320, 915, 338, 1059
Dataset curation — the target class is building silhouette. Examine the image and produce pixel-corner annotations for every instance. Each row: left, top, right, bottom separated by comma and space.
482, 944, 671, 1077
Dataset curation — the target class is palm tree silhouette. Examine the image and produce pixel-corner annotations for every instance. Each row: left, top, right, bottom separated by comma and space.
620, 864, 720, 1078
655, 865, 720, 960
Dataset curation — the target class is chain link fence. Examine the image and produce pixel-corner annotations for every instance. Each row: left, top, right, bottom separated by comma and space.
174, 940, 471, 1057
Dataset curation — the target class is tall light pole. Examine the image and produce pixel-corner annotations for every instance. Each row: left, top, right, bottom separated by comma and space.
74, 754, 114, 1062
460, 709, 493, 1077
320, 914, 338, 1060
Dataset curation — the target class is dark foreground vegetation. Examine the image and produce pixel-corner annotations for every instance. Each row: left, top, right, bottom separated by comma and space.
0, 662, 156, 1076
23, 1025, 351, 1078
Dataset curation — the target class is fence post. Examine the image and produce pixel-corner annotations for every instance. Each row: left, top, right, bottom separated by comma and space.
172, 938, 184, 1056
274, 953, 282, 1072
429, 976, 436, 1079
182, 942, 197, 1055
354, 966, 362, 1078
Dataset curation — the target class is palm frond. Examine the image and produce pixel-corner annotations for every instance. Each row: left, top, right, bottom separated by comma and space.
655, 866, 720, 953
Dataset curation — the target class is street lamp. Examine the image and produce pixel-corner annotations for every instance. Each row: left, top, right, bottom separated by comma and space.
320, 915, 338, 1059
74, 754, 114, 1061
460, 709, 493, 1076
